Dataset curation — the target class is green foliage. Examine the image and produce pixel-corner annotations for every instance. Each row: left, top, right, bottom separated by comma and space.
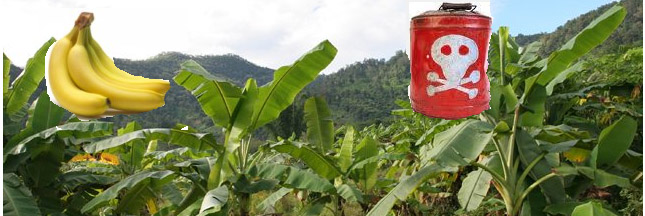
3, 173, 41, 216
272, 141, 342, 180
3, 53, 11, 95
366, 164, 445, 216
256, 187, 293, 213
4, 38, 55, 121
592, 116, 637, 167
172, 40, 337, 215
252, 40, 337, 131
420, 120, 493, 167
304, 96, 334, 152
338, 126, 355, 173
458, 168, 493, 211
618, 187, 643, 216
571, 200, 618, 216
199, 185, 228, 214
81, 170, 176, 213
174, 60, 243, 127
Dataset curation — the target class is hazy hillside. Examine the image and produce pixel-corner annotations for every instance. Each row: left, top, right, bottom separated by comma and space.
515, 0, 642, 56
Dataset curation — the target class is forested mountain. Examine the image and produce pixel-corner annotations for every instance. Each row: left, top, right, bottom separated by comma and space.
305, 51, 409, 127
515, 0, 642, 56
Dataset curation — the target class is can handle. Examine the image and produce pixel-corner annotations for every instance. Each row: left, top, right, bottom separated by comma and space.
439, 3, 477, 12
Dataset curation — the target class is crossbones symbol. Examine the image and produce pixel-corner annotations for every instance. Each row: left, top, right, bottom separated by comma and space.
426, 34, 480, 99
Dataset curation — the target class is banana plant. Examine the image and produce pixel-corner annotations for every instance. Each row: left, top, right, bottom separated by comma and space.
361, 100, 468, 214
4, 92, 115, 215
63, 120, 227, 215
367, 4, 631, 216
171, 40, 337, 215
257, 96, 404, 215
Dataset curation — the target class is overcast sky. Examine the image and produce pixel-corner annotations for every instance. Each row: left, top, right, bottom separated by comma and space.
2, 0, 616, 74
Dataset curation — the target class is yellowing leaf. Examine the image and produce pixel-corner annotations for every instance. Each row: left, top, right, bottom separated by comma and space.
564, 148, 590, 163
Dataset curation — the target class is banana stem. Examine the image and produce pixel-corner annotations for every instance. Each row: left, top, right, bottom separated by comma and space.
75, 27, 88, 46
74, 12, 94, 29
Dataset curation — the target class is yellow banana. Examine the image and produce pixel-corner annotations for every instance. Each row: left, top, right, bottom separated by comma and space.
86, 36, 167, 95
67, 27, 165, 112
87, 31, 170, 94
48, 26, 108, 117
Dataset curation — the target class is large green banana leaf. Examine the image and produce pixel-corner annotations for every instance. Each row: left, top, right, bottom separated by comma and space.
248, 163, 335, 193
114, 122, 146, 170
256, 188, 293, 213
5, 121, 112, 157
228, 79, 258, 150
575, 166, 633, 188
420, 120, 493, 167
591, 115, 637, 168
516, 129, 565, 204
458, 168, 493, 211
354, 136, 379, 191
300, 196, 332, 216
83, 128, 170, 153
174, 60, 243, 128
338, 125, 355, 173
271, 140, 342, 180
3, 53, 10, 94
5, 92, 65, 155
571, 200, 617, 216
81, 170, 175, 213
251, 40, 337, 130
30, 92, 65, 132
337, 183, 364, 203
115, 182, 158, 214
175, 184, 208, 216
59, 171, 118, 190
4, 38, 55, 121
366, 164, 446, 216
83, 125, 220, 153
199, 185, 228, 215
304, 96, 335, 152
3, 173, 41, 216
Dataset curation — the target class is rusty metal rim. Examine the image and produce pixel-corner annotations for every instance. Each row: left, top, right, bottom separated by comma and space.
412, 13, 492, 20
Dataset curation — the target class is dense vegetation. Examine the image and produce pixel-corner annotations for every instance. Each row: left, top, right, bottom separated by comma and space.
3, 2, 642, 216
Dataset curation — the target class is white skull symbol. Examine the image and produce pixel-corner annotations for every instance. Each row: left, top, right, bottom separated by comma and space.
431, 34, 478, 85
426, 34, 481, 99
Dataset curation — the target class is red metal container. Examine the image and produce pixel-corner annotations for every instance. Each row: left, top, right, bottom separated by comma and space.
409, 3, 492, 119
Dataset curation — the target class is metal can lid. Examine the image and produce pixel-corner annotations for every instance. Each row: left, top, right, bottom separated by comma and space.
412, 3, 491, 20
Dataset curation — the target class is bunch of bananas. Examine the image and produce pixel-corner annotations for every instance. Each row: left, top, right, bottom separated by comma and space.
48, 12, 169, 118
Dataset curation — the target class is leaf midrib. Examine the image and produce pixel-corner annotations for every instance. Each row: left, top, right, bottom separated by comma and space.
463, 169, 485, 210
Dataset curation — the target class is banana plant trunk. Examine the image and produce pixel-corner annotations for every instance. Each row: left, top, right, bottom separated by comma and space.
240, 192, 250, 216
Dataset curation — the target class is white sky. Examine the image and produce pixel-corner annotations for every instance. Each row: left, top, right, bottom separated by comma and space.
1, 0, 411, 74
